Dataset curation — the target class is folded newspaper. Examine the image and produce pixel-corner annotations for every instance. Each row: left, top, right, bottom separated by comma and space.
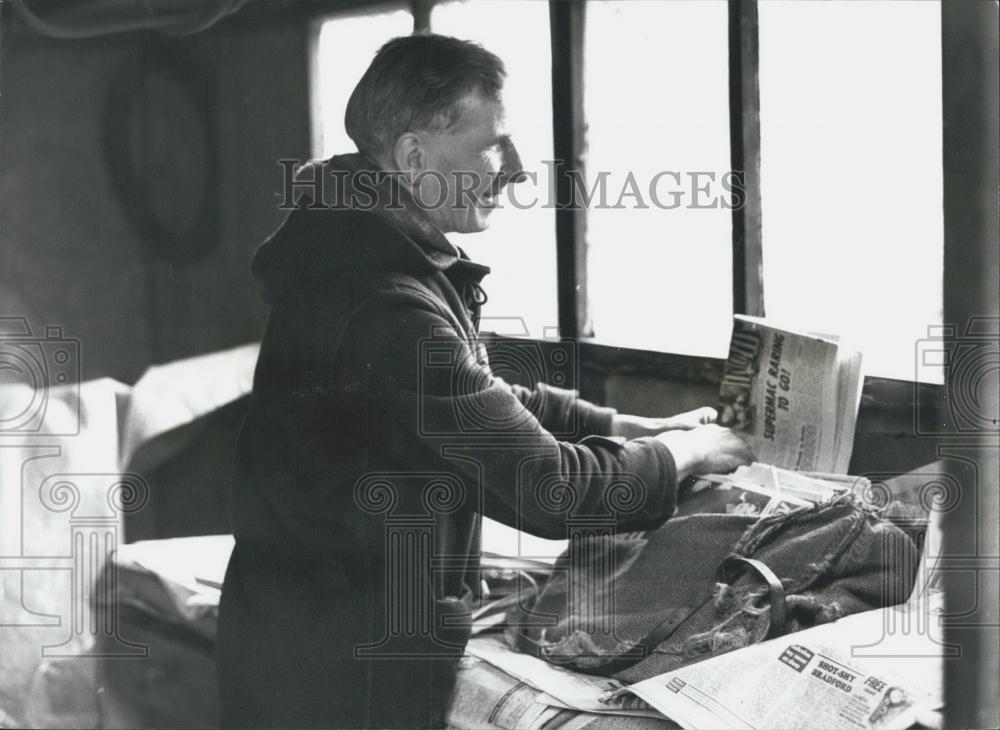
462, 634, 661, 719
717, 315, 864, 474
677, 462, 871, 517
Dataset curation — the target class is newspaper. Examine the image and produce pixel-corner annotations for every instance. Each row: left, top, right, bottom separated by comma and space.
718, 315, 864, 473
448, 646, 668, 730
446, 655, 564, 730
600, 510, 945, 730
604, 633, 933, 730
463, 635, 661, 719
677, 462, 868, 517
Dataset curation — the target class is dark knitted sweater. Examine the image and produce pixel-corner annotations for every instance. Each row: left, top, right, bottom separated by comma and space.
216, 154, 680, 728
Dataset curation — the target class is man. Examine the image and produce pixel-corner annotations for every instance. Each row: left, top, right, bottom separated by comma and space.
217, 34, 752, 728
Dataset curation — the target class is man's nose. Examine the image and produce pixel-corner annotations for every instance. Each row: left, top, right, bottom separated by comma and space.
500, 139, 527, 184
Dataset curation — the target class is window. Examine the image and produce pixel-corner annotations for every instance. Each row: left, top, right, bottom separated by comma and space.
757, 0, 944, 382
311, 0, 946, 384
431, 0, 559, 339
312, 7, 414, 159
583, 0, 734, 358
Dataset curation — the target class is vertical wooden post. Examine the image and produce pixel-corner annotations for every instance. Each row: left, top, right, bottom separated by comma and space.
728, 0, 764, 317
940, 1, 1000, 728
550, 0, 589, 340
412, 0, 432, 33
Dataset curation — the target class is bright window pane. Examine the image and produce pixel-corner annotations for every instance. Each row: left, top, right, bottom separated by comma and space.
432, 0, 559, 339
312, 8, 414, 159
585, 0, 733, 357
758, 0, 944, 382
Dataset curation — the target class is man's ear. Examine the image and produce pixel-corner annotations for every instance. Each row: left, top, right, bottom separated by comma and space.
391, 132, 424, 176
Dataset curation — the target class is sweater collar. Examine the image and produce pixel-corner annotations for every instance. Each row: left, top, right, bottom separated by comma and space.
330, 152, 462, 272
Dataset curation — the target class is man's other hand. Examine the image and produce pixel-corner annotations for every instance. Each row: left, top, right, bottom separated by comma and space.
610, 407, 718, 439
654, 424, 754, 482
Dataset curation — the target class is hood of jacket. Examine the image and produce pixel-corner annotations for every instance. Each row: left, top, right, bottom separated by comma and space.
250, 152, 490, 304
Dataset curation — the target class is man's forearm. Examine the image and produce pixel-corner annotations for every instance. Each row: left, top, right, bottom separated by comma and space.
507, 381, 617, 438
610, 407, 718, 440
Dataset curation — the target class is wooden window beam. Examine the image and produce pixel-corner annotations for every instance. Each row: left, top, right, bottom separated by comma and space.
412, 0, 431, 32
728, 0, 765, 317
549, 0, 589, 341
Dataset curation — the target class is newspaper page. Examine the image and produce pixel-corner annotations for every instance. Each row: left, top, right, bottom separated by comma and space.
805, 330, 865, 474
677, 463, 867, 518
446, 655, 563, 730
718, 315, 842, 472
610, 637, 924, 730
833, 348, 865, 473
464, 635, 661, 718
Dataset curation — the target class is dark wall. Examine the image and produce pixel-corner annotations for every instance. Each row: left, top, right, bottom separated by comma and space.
0, 37, 153, 382
0, 12, 312, 384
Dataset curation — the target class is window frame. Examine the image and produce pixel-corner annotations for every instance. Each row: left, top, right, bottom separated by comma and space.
546, 0, 765, 384
548, 0, 762, 361
545, 0, 943, 449
308, 0, 760, 361
304, 0, 946, 461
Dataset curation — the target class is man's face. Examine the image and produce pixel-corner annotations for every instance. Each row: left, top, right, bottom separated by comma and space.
413, 93, 522, 235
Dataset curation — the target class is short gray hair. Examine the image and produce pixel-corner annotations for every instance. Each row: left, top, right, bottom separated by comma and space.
345, 33, 506, 161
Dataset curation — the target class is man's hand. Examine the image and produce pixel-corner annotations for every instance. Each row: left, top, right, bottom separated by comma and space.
654, 424, 754, 482
610, 407, 718, 439
664, 406, 719, 430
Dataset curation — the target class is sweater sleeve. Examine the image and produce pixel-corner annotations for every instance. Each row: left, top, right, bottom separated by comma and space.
505, 381, 617, 440
343, 290, 678, 539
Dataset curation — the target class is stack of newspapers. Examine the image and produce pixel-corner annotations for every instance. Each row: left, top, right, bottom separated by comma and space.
449, 632, 665, 729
